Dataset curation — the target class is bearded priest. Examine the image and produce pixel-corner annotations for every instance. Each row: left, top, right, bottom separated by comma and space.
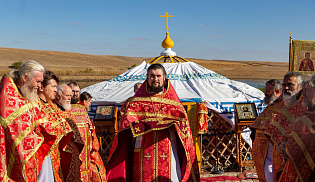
106, 63, 199, 182
0, 60, 60, 181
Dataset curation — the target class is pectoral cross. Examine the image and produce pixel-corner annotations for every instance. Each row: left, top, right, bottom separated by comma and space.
160, 12, 174, 34
144, 153, 152, 160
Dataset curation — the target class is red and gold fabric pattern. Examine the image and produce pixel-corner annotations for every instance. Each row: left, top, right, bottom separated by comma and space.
281, 111, 315, 182
0, 74, 56, 181
40, 100, 74, 182
133, 130, 172, 181
264, 95, 306, 145
250, 97, 284, 182
69, 104, 106, 182
197, 102, 208, 134
264, 95, 307, 181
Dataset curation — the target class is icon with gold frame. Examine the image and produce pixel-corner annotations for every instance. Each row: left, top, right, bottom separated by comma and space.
95, 105, 115, 120
234, 103, 258, 122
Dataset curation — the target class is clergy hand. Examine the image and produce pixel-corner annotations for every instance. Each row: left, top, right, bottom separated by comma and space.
277, 141, 288, 158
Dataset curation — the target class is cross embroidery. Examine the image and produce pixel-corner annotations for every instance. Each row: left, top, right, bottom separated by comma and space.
144, 153, 152, 160
135, 127, 140, 132
160, 152, 167, 160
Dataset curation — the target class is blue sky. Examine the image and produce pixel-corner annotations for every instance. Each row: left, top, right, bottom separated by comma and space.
1, 0, 314, 62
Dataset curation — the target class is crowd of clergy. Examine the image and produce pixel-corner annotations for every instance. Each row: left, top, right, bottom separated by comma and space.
0, 59, 314, 182
250, 72, 315, 182
0, 60, 106, 181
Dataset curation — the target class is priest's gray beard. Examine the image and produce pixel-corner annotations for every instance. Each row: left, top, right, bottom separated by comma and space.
283, 91, 299, 107
263, 94, 278, 105
20, 81, 38, 103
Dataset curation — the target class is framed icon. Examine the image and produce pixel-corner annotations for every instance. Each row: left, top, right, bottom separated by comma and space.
289, 39, 315, 75
95, 105, 115, 120
234, 103, 258, 122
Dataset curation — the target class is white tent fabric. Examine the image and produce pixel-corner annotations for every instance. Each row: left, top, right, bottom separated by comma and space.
82, 61, 265, 147
83, 61, 264, 105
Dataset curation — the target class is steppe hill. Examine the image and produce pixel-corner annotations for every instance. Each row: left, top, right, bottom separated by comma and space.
0, 47, 288, 88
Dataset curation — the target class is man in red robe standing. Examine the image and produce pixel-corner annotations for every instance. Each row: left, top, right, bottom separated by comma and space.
37, 71, 73, 182
69, 92, 107, 182
264, 72, 307, 181
106, 63, 199, 182
0, 60, 62, 181
277, 74, 315, 182
250, 79, 283, 182
55, 84, 107, 181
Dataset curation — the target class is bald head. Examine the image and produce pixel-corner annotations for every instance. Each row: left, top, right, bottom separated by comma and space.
56, 84, 72, 110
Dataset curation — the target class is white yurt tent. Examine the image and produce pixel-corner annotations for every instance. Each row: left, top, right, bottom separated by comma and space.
83, 60, 264, 116
82, 14, 265, 148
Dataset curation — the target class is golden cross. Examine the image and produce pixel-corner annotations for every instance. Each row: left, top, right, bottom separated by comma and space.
160, 152, 167, 160
160, 12, 174, 34
144, 153, 152, 160
135, 127, 140, 132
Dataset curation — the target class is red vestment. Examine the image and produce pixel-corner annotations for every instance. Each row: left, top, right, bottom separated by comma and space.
264, 95, 307, 181
69, 104, 107, 182
279, 110, 315, 182
0, 74, 66, 181
120, 97, 132, 117
40, 99, 74, 182
106, 80, 199, 182
250, 97, 284, 182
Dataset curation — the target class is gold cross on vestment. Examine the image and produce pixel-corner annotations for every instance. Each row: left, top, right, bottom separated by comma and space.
144, 153, 152, 160
160, 152, 167, 160
160, 12, 174, 34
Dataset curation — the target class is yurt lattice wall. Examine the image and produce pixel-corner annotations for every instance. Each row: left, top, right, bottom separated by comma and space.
200, 112, 252, 172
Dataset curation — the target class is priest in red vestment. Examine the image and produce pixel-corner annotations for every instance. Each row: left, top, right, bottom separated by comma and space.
0, 60, 63, 181
277, 74, 315, 182
37, 71, 74, 182
106, 64, 199, 182
55, 84, 107, 181
250, 79, 283, 182
264, 72, 306, 181
70, 102, 107, 181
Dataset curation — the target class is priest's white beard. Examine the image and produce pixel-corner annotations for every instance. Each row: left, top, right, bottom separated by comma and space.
21, 81, 38, 103
60, 97, 71, 111
283, 91, 298, 107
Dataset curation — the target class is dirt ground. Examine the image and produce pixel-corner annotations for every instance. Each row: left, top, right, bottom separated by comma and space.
0, 47, 289, 88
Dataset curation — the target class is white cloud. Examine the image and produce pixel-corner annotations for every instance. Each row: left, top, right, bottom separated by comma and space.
71, 22, 82, 26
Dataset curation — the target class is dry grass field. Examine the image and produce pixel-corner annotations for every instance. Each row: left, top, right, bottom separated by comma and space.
0, 47, 289, 88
